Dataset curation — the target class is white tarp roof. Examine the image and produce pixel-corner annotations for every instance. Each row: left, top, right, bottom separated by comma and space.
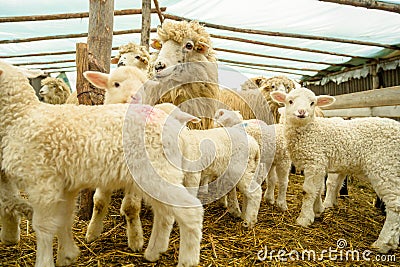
1, 0, 400, 89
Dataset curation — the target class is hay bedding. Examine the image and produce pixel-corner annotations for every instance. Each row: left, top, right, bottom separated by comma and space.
1, 175, 398, 267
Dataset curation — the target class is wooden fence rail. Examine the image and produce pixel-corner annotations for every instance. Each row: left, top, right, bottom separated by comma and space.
320, 86, 400, 117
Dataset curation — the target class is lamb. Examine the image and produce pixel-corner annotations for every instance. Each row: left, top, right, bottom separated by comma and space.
111, 42, 150, 72
270, 87, 400, 253
0, 60, 203, 267
82, 66, 147, 248
145, 19, 220, 130
155, 103, 263, 228
39, 77, 71, 104
240, 76, 268, 91
214, 108, 291, 211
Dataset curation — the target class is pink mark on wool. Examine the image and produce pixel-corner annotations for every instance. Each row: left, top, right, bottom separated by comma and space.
130, 104, 166, 123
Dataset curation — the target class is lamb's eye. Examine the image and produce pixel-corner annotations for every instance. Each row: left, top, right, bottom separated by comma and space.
289, 100, 293, 104
310, 101, 315, 106
114, 82, 120, 88
135, 55, 140, 59
185, 42, 194, 50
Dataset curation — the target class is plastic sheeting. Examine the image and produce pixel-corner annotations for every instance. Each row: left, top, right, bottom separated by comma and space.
1, 0, 400, 88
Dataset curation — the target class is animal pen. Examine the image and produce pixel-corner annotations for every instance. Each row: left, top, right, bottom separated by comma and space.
1, 0, 400, 266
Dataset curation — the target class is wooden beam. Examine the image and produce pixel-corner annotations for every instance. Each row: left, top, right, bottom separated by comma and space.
15, 59, 75, 66
141, 0, 152, 50
319, 0, 400, 14
211, 34, 372, 60
214, 47, 345, 67
153, 0, 164, 23
322, 105, 400, 118
163, 13, 400, 50
0, 8, 167, 23
219, 58, 321, 72
321, 86, 400, 110
0, 29, 157, 44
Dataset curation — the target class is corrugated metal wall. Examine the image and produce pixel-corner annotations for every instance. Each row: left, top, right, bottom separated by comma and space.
308, 66, 400, 96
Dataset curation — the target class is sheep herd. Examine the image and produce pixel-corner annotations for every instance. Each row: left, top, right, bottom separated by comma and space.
0, 19, 399, 267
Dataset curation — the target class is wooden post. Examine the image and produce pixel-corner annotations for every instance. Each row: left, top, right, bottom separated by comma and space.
87, 0, 114, 73
141, 0, 151, 50
77, 0, 114, 220
75, 43, 92, 105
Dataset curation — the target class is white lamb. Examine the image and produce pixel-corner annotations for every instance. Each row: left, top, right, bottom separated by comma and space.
271, 87, 400, 253
155, 103, 262, 228
0, 60, 203, 267
214, 108, 291, 211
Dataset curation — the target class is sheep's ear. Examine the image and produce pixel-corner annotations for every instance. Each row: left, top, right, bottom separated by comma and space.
316, 95, 335, 107
139, 56, 149, 65
270, 91, 287, 104
172, 110, 201, 124
151, 39, 162, 50
83, 71, 109, 89
196, 42, 209, 54
111, 57, 119, 64
254, 77, 264, 87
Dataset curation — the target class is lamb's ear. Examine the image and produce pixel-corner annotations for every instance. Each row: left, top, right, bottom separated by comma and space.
83, 71, 109, 89
270, 91, 287, 104
316, 95, 335, 107
110, 57, 119, 64
172, 109, 201, 124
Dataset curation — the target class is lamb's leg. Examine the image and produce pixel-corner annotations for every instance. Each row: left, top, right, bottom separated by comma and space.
324, 173, 346, 208
0, 174, 20, 245
56, 191, 80, 266
372, 209, 400, 253
33, 199, 74, 267
86, 188, 112, 243
173, 205, 204, 267
275, 163, 290, 211
264, 166, 277, 205
226, 188, 241, 218
144, 204, 174, 262
120, 189, 143, 251
296, 167, 325, 227
0, 207, 21, 245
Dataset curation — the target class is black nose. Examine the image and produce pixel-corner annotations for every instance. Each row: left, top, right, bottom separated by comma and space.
117, 62, 125, 67
155, 62, 166, 71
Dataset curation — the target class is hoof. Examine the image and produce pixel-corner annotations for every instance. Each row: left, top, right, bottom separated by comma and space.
296, 216, 313, 227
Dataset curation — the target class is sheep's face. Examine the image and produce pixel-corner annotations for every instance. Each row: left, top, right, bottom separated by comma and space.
261, 76, 295, 94
213, 109, 243, 127
39, 84, 64, 99
84, 66, 145, 105
112, 52, 149, 70
270, 87, 335, 125
151, 38, 209, 79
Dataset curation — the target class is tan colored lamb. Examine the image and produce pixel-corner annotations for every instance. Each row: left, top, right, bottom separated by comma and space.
111, 42, 150, 72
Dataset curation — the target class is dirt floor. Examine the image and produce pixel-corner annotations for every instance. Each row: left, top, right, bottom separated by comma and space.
1, 174, 399, 266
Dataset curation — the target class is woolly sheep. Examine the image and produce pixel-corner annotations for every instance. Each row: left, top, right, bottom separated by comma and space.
156, 103, 262, 228
214, 108, 291, 211
218, 89, 274, 125
111, 42, 150, 72
0, 60, 203, 267
271, 87, 400, 253
145, 20, 220, 130
39, 77, 71, 104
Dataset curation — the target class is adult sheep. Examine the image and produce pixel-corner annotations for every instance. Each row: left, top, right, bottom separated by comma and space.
271, 87, 400, 253
146, 20, 220, 130
111, 42, 150, 71
39, 77, 71, 104
0, 60, 203, 267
